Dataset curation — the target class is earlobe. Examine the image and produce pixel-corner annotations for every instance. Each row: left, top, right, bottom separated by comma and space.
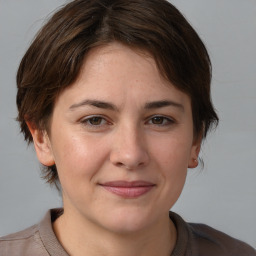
188, 157, 199, 168
26, 122, 55, 166
188, 138, 201, 169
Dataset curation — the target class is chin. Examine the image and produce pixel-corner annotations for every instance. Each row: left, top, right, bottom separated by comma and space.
98, 207, 157, 235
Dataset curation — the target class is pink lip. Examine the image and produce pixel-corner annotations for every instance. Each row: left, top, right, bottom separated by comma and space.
99, 181, 155, 198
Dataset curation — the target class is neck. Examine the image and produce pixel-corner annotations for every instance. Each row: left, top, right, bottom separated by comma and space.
53, 208, 177, 256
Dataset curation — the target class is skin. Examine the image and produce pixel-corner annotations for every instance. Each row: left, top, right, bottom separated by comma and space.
28, 42, 200, 256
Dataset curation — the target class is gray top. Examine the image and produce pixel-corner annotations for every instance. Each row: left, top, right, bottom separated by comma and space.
0, 209, 255, 256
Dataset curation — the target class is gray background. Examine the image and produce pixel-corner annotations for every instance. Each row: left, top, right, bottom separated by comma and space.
0, 0, 255, 248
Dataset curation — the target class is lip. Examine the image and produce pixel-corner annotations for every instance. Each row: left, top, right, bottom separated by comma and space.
99, 180, 155, 198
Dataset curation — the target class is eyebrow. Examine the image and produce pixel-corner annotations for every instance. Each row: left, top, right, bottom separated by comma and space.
144, 100, 184, 111
69, 99, 117, 111
69, 99, 184, 112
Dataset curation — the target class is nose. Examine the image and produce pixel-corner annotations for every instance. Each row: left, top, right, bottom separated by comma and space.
110, 125, 149, 170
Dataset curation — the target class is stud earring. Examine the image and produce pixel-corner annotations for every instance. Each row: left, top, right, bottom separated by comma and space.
188, 158, 198, 168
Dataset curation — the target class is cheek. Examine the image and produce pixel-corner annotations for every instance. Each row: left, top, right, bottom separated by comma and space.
148, 136, 190, 210
151, 133, 193, 169
50, 130, 109, 183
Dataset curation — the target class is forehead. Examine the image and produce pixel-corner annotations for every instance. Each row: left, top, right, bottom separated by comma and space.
55, 42, 190, 109
81, 43, 161, 83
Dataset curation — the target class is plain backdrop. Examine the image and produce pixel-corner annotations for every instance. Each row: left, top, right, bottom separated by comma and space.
0, 0, 255, 249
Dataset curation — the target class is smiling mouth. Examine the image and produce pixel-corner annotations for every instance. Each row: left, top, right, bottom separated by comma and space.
99, 181, 156, 198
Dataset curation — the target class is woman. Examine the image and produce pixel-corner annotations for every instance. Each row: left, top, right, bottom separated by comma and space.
0, 0, 255, 255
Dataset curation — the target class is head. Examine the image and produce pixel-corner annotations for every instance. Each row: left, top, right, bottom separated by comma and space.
17, 0, 218, 189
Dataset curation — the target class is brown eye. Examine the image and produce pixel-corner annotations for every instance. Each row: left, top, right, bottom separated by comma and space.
80, 115, 111, 131
147, 115, 175, 126
152, 116, 164, 124
88, 117, 103, 125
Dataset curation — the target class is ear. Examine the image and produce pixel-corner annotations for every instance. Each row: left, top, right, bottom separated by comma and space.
26, 122, 55, 166
188, 135, 202, 169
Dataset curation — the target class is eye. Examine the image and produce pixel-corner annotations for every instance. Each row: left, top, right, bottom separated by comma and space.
87, 116, 105, 125
80, 115, 110, 128
151, 116, 165, 125
147, 115, 175, 126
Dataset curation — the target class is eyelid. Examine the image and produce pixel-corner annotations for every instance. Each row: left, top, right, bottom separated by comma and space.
146, 115, 176, 125
78, 114, 176, 130
80, 115, 112, 127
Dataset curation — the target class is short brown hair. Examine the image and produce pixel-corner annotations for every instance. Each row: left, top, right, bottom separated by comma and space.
17, 0, 218, 187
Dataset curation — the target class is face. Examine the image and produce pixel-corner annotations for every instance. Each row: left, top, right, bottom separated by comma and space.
31, 43, 200, 234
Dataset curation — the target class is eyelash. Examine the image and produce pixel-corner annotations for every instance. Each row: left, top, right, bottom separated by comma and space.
80, 115, 110, 128
80, 115, 175, 130
146, 115, 175, 126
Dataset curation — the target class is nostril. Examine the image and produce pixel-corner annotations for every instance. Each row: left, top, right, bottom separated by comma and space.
116, 162, 123, 167
109, 138, 150, 170
116, 161, 134, 170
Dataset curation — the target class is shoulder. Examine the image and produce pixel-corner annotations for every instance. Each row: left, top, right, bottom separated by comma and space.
0, 213, 53, 256
0, 209, 66, 256
170, 212, 256, 256
0, 224, 47, 256
188, 222, 256, 256
0, 224, 38, 241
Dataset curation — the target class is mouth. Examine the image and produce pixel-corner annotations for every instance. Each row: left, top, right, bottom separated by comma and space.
99, 181, 156, 198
